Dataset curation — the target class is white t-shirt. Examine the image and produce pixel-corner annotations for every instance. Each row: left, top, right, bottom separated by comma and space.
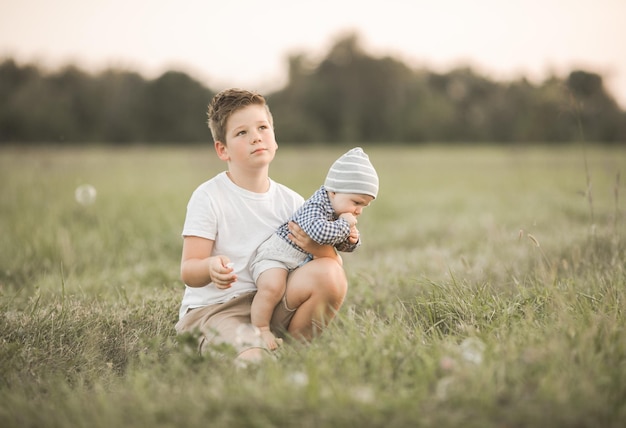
179, 171, 304, 319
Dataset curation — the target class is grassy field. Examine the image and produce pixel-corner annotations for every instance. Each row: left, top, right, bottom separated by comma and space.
1, 144, 624, 427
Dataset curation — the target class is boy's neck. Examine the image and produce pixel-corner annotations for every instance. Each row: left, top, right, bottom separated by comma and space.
226, 168, 270, 193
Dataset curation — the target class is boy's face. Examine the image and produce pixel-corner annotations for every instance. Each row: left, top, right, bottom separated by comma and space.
215, 104, 277, 167
329, 192, 374, 217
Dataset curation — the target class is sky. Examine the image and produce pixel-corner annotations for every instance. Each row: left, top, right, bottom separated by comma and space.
1, 0, 625, 108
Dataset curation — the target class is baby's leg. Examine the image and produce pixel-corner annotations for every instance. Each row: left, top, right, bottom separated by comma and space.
252, 268, 288, 350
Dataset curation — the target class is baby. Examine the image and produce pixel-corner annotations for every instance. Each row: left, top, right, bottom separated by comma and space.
249, 147, 379, 349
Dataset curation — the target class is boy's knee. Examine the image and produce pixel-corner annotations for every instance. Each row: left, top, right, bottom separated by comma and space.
315, 259, 348, 299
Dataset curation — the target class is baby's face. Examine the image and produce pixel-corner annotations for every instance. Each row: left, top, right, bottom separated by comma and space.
329, 192, 374, 217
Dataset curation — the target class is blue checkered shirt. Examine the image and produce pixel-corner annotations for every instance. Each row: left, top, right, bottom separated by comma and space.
276, 186, 360, 255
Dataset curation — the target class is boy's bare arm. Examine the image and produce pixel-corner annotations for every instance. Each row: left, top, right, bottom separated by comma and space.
180, 236, 236, 288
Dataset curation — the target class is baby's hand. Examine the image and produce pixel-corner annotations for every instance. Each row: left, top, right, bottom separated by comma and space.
209, 257, 237, 289
348, 225, 360, 244
339, 212, 358, 227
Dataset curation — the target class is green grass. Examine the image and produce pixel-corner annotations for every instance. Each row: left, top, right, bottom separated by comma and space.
1, 144, 625, 427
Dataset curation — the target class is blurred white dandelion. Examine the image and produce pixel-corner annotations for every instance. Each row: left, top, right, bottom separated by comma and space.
235, 324, 263, 348
286, 371, 309, 387
75, 184, 97, 205
351, 385, 375, 404
459, 337, 485, 365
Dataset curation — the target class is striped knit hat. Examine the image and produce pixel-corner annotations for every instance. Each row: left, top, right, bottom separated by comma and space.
324, 147, 379, 199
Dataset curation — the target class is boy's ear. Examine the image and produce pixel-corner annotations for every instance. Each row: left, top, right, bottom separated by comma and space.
215, 140, 229, 161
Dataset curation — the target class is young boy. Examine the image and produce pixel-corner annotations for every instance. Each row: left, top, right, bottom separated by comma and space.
175, 88, 347, 362
250, 147, 379, 349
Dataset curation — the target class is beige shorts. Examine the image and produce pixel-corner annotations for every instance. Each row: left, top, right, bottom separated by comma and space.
250, 233, 310, 282
174, 291, 296, 356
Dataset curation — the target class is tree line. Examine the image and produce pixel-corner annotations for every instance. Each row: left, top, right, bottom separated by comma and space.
1, 33, 625, 145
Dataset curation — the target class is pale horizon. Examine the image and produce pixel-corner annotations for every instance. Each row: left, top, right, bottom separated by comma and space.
1, 0, 625, 108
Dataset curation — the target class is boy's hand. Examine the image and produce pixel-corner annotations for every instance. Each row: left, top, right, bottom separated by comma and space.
208, 256, 237, 289
288, 221, 319, 252
288, 221, 343, 265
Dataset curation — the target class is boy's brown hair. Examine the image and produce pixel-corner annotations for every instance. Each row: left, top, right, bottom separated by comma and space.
207, 88, 274, 144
